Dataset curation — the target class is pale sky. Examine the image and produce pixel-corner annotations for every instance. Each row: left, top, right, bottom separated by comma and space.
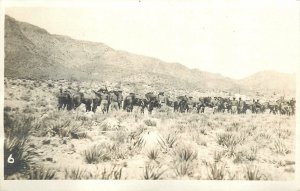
4, 0, 300, 79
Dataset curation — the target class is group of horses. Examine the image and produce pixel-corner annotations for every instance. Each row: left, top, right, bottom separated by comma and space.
57, 88, 296, 116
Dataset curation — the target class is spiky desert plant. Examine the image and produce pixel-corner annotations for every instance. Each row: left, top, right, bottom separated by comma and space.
173, 161, 193, 178
98, 165, 123, 180
206, 162, 226, 180
272, 140, 290, 155
4, 137, 31, 177
83, 144, 111, 164
174, 146, 197, 162
244, 165, 268, 180
216, 132, 239, 148
4, 112, 34, 139
245, 145, 258, 161
64, 168, 87, 180
143, 164, 166, 180
164, 133, 178, 148
28, 167, 56, 180
147, 149, 160, 161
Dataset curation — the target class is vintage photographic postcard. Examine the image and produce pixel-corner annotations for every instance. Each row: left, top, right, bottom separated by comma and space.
0, 0, 299, 190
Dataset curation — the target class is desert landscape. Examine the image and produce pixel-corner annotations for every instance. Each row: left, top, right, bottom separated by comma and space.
3, 15, 296, 180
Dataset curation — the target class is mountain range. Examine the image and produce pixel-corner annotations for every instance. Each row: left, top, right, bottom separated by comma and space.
4, 15, 296, 95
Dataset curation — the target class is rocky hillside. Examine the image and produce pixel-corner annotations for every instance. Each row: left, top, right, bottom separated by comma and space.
4, 15, 296, 94
238, 71, 296, 96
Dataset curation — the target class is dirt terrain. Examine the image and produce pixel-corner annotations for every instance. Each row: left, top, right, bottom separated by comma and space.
4, 78, 295, 180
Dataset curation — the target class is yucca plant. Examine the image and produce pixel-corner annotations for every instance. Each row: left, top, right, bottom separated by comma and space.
216, 133, 239, 148
147, 149, 160, 161
83, 144, 111, 164
272, 140, 290, 155
173, 161, 193, 178
174, 146, 197, 162
244, 165, 268, 180
98, 165, 123, 180
4, 137, 31, 177
206, 162, 226, 180
164, 133, 178, 148
28, 167, 56, 180
143, 164, 166, 180
4, 112, 34, 139
64, 168, 87, 180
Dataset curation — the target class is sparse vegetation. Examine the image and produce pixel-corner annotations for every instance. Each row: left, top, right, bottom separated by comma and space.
4, 137, 31, 177
207, 162, 226, 180
3, 78, 296, 180
164, 133, 178, 148
216, 132, 240, 148
173, 161, 194, 177
147, 149, 160, 161
83, 144, 112, 164
173, 146, 197, 162
143, 164, 166, 180
244, 165, 268, 180
28, 167, 56, 180
271, 140, 291, 155
144, 119, 157, 127
64, 168, 88, 180
96, 165, 123, 180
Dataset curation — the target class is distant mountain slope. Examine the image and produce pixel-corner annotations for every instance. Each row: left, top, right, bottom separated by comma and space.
238, 71, 296, 95
4, 15, 296, 94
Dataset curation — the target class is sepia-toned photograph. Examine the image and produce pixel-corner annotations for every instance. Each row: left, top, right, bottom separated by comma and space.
1, 0, 299, 189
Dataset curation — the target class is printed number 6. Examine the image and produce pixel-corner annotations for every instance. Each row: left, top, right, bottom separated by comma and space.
8, 154, 14, 164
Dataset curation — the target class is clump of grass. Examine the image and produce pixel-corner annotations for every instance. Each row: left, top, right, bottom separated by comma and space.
233, 152, 245, 164
216, 132, 239, 148
97, 165, 123, 180
224, 145, 237, 158
244, 165, 268, 180
164, 133, 178, 148
43, 118, 72, 137
110, 143, 128, 160
83, 144, 111, 164
199, 126, 207, 135
109, 130, 128, 144
143, 164, 166, 180
100, 118, 120, 131
174, 146, 197, 162
206, 162, 226, 180
245, 145, 258, 161
226, 122, 241, 132
4, 137, 31, 177
128, 126, 147, 141
64, 168, 87, 179
275, 128, 291, 139
144, 119, 157, 127
213, 151, 223, 163
4, 112, 35, 139
28, 167, 56, 180
271, 140, 290, 155
147, 149, 160, 161
173, 161, 194, 178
